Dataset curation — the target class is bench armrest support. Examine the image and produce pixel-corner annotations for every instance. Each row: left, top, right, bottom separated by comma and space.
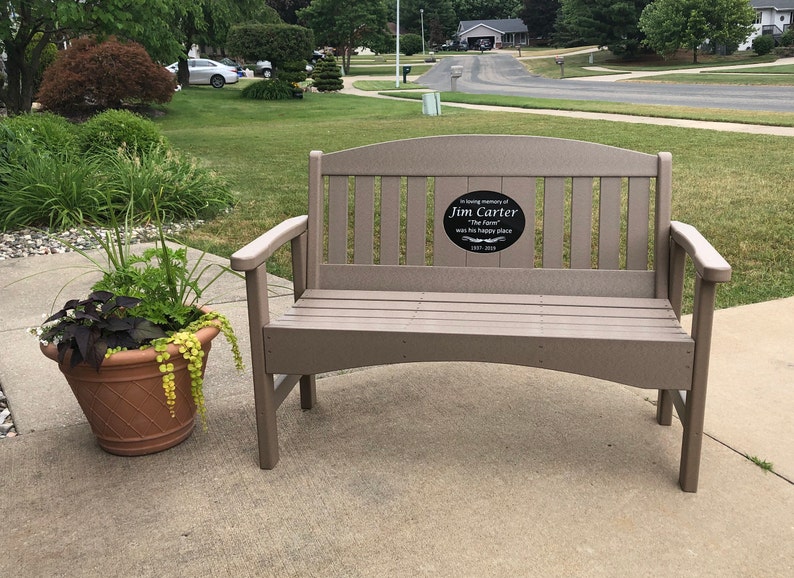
665, 221, 731, 490
229, 216, 311, 468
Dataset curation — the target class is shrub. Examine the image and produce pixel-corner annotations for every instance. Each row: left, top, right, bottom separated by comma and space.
227, 23, 314, 75
279, 60, 308, 85
77, 109, 167, 156
36, 37, 175, 114
312, 55, 344, 92
95, 146, 235, 223
240, 79, 295, 100
752, 34, 775, 56
0, 111, 234, 231
780, 29, 794, 47
400, 34, 423, 56
0, 112, 77, 157
0, 113, 83, 228
0, 151, 104, 230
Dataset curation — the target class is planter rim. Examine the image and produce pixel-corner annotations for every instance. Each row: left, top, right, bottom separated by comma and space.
39, 318, 220, 368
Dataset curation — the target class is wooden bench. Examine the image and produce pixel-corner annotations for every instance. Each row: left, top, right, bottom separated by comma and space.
230, 135, 731, 492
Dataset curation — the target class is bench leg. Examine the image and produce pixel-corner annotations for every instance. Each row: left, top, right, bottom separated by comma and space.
678, 277, 717, 493
300, 375, 317, 409
656, 390, 674, 426
679, 386, 706, 492
254, 371, 280, 469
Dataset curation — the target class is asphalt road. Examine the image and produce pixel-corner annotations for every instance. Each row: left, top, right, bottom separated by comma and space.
417, 53, 794, 113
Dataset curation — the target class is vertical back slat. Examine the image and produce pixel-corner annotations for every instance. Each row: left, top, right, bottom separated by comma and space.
466, 177, 503, 267
405, 176, 427, 266
379, 176, 402, 265
570, 177, 593, 269
307, 151, 324, 288
598, 177, 622, 270
655, 152, 673, 299
353, 176, 375, 264
327, 175, 349, 264
542, 177, 565, 268
434, 176, 468, 266
626, 176, 651, 270
499, 177, 536, 269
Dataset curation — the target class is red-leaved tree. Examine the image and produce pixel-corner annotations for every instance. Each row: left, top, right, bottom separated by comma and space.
37, 38, 176, 114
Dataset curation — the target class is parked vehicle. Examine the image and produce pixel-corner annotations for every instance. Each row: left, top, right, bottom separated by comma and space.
254, 60, 274, 78
440, 40, 468, 51
255, 59, 315, 77
165, 59, 239, 88
219, 57, 244, 76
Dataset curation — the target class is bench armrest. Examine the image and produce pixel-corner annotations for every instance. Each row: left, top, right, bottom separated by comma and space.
670, 221, 731, 284
231, 215, 308, 272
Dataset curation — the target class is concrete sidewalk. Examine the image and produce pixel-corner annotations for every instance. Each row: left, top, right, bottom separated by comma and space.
1, 248, 792, 576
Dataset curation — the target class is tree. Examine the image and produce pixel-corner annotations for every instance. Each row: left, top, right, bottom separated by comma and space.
397, 0, 458, 42
520, 0, 560, 41
451, 0, 523, 21
266, 0, 311, 24
639, 0, 755, 63
227, 23, 314, 76
297, 0, 389, 74
0, 0, 186, 115
36, 38, 175, 114
558, 0, 651, 57
173, 0, 261, 87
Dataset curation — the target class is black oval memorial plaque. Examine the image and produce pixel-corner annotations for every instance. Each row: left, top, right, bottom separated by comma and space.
443, 190, 525, 253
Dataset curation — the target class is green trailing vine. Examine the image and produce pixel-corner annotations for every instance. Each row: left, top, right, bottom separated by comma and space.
153, 311, 244, 427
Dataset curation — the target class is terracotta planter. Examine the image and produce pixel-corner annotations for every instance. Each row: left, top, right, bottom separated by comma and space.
41, 323, 219, 456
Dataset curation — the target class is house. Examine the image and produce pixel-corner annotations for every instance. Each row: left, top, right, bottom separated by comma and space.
456, 19, 529, 49
740, 0, 794, 49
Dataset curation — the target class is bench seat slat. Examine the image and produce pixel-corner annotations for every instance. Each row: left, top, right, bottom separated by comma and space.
292, 300, 679, 321
273, 317, 690, 339
301, 289, 672, 309
284, 308, 683, 327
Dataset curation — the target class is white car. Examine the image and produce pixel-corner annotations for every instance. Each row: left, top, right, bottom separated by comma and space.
165, 58, 239, 88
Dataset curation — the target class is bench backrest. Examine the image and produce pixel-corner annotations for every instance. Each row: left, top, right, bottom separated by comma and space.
306, 135, 671, 299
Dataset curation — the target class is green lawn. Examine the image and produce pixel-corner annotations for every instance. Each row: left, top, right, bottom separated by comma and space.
628, 73, 794, 86
154, 85, 794, 311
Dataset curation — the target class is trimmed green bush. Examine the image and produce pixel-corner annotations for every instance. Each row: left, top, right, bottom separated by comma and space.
240, 79, 295, 100
312, 55, 343, 92
752, 34, 775, 56
400, 34, 423, 56
77, 109, 167, 156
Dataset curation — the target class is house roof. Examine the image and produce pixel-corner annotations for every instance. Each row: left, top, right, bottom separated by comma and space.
458, 19, 529, 35
750, 0, 794, 9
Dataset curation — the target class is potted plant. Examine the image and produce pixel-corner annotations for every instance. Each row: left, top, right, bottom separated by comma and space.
33, 203, 243, 456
